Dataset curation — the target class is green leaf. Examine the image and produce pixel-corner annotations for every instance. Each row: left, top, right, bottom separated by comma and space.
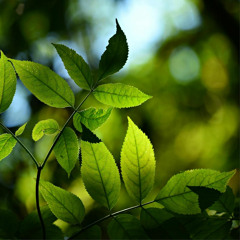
107, 214, 149, 240
40, 181, 85, 225
121, 117, 155, 203
98, 19, 128, 81
73, 107, 112, 132
155, 169, 235, 214
187, 186, 221, 211
54, 127, 79, 176
53, 43, 92, 90
32, 119, 59, 141
93, 83, 151, 108
0, 209, 19, 239
0, 51, 16, 113
140, 208, 174, 229
81, 125, 101, 143
68, 225, 101, 240
0, 134, 17, 161
209, 186, 235, 216
10, 59, 75, 108
15, 122, 27, 136
81, 141, 121, 210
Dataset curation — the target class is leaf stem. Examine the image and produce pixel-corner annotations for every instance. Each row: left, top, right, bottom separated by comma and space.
0, 121, 39, 167
68, 200, 155, 239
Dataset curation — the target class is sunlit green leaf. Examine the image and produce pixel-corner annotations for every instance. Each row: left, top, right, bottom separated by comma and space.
53, 44, 92, 90
0, 51, 16, 113
15, 122, 27, 136
93, 83, 151, 108
121, 117, 155, 203
107, 214, 149, 240
155, 169, 235, 214
54, 127, 79, 176
0, 209, 19, 239
0, 134, 17, 161
209, 186, 235, 216
32, 119, 59, 141
10, 59, 75, 108
73, 107, 112, 132
81, 141, 121, 210
187, 186, 221, 211
98, 19, 128, 81
40, 181, 85, 225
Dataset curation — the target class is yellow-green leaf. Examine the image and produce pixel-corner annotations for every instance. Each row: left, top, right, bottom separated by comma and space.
54, 127, 79, 176
81, 141, 121, 210
121, 117, 155, 203
0, 134, 17, 161
15, 122, 27, 137
0, 51, 16, 113
32, 119, 59, 141
10, 59, 75, 108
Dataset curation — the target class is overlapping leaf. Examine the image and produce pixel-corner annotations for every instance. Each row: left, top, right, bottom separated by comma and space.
53, 44, 92, 90
98, 19, 128, 81
107, 214, 149, 240
0, 134, 17, 161
81, 141, 121, 210
93, 83, 151, 108
40, 181, 85, 225
121, 117, 155, 203
0, 51, 17, 114
15, 122, 27, 137
32, 119, 59, 141
73, 107, 112, 132
155, 169, 235, 214
10, 59, 75, 108
54, 127, 79, 176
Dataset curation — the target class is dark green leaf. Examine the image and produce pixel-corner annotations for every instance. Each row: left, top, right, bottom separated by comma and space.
98, 19, 128, 81
68, 225, 102, 240
53, 43, 93, 90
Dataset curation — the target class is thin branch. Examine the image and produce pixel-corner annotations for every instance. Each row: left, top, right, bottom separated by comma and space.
0, 121, 39, 167
68, 200, 155, 239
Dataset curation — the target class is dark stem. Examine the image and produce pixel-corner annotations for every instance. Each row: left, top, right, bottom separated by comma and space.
68, 200, 155, 239
36, 166, 46, 239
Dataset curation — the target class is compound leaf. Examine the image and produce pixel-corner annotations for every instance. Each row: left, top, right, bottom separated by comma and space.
81, 141, 121, 210
15, 122, 27, 136
121, 117, 155, 203
32, 119, 59, 141
0, 51, 16, 113
54, 127, 79, 176
0, 134, 17, 161
53, 44, 92, 90
209, 186, 235, 216
10, 59, 75, 108
155, 169, 235, 215
73, 107, 112, 132
107, 214, 149, 240
93, 83, 151, 108
98, 19, 128, 81
40, 181, 85, 225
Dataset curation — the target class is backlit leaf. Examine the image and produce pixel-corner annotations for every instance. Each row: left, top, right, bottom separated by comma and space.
0, 51, 16, 113
93, 83, 151, 108
155, 169, 235, 214
81, 141, 120, 210
15, 122, 27, 136
0, 134, 17, 161
98, 19, 128, 81
54, 127, 79, 176
10, 59, 75, 108
107, 214, 149, 240
121, 117, 155, 203
40, 181, 85, 225
53, 44, 92, 90
73, 107, 112, 132
32, 119, 59, 141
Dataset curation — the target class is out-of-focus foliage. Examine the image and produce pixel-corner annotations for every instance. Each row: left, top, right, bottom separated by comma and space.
0, 0, 239, 236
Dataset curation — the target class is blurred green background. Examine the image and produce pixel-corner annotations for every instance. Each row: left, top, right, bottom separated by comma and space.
0, 0, 239, 234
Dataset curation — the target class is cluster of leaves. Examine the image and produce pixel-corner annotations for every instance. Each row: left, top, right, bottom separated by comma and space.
0, 20, 239, 239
